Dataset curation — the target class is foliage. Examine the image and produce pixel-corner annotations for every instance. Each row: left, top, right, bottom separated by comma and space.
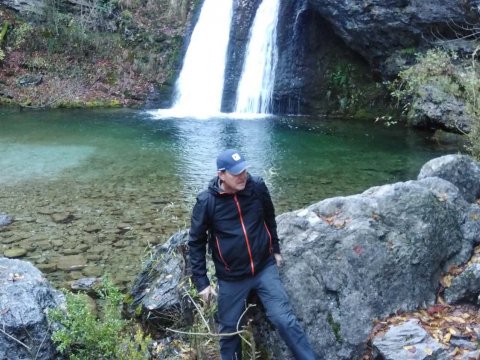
390, 49, 463, 103
0, 48, 4, 62
390, 47, 480, 159
0, 0, 188, 107
48, 278, 151, 360
325, 59, 388, 117
10, 22, 33, 49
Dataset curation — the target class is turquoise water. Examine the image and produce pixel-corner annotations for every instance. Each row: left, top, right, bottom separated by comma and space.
0, 108, 453, 287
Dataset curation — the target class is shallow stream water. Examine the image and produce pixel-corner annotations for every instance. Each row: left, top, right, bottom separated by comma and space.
0, 108, 454, 288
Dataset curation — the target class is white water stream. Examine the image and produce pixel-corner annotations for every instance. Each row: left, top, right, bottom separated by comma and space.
171, 0, 233, 115
235, 0, 280, 114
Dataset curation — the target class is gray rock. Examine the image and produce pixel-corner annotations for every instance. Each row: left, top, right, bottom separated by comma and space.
70, 277, 101, 293
127, 230, 193, 326
0, 214, 13, 227
444, 263, 480, 304
0, 257, 64, 360
4, 248, 28, 258
409, 85, 472, 133
17, 74, 43, 87
258, 177, 467, 359
418, 154, 480, 203
460, 350, 480, 360
449, 338, 478, 351
372, 319, 448, 360
462, 204, 480, 245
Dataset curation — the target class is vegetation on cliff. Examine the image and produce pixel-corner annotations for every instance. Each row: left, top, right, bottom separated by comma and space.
391, 46, 480, 159
0, 0, 193, 108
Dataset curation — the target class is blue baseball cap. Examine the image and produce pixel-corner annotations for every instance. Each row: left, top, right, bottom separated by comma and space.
216, 149, 249, 175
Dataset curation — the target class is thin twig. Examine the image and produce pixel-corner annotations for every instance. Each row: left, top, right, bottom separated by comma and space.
34, 322, 51, 360
166, 327, 245, 337
184, 289, 211, 333
0, 328, 31, 351
237, 304, 256, 347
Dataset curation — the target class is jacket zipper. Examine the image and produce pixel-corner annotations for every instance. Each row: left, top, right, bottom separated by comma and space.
233, 194, 255, 276
264, 222, 273, 254
215, 236, 230, 271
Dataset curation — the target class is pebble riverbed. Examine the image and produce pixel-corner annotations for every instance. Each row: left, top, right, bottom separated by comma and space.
0, 175, 192, 291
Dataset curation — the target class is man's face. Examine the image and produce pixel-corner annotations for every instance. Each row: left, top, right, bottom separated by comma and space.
218, 170, 247, 194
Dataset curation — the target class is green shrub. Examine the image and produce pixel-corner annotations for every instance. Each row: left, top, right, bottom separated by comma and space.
48, 278, 150, 360
11, 22, 34, 49
391, 47, 480, 159
390, 49, 462, 103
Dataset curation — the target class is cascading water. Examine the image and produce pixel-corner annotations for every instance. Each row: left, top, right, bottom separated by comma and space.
234, 0, 280, 114
171, 0, 233, 115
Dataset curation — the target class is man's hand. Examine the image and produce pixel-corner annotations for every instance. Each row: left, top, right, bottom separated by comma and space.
274, 253, 283, 267
198, 285, 217, 303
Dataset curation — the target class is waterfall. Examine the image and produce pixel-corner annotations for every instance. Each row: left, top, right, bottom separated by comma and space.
234, 0, 280, 114
171, 0, 233, 115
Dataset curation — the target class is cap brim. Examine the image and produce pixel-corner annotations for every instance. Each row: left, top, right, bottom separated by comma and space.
228, 162, 249, 175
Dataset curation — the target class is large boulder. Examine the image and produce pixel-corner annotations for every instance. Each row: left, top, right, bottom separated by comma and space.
268, 0, 477, 114
259, 176, 468, 359
0, 257, 64, 360
418, 154, 480, 203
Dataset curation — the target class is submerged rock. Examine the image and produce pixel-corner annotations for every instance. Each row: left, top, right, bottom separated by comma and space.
4, 247, 28, 258
0, 214, 13, 227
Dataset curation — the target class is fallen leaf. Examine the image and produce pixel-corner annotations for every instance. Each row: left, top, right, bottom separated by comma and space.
447, 265, 463, 276
423, 347, 433, 355
444, 332, 451, 343
427, 304, 447, 315
403, 345, 416, 353
440, 274, 453, 288
448, 327, 458, 335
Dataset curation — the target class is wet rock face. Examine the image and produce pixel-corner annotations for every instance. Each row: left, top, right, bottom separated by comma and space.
308, 0, 469, 67
0, 0, 46, 14
221, 0, 262, 112
0, 257, 64, 360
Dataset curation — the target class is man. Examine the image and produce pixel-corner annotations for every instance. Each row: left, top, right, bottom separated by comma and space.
189, 149, 316, 360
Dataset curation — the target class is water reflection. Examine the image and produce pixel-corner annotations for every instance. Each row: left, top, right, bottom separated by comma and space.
169, 117, 277, 200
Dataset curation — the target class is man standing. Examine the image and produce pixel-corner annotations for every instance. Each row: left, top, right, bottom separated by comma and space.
189, 149, 316, 360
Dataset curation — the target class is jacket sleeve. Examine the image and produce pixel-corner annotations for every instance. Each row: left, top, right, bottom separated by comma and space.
257, 178, 281, 254
188, 191, 211, 292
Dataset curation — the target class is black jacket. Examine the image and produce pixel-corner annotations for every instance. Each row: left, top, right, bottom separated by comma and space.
189, 174, 281, 292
